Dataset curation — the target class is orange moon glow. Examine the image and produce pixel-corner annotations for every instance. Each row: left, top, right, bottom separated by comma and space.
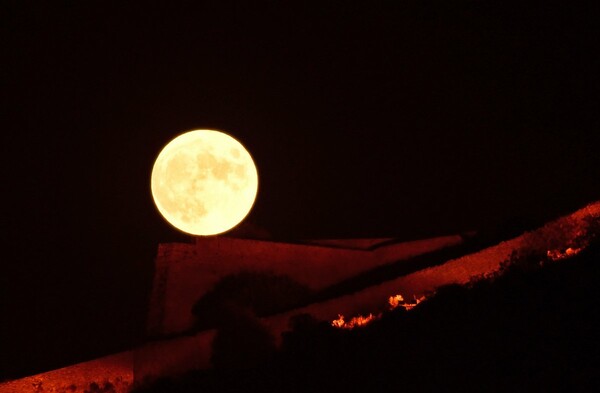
151, 130, 258, 236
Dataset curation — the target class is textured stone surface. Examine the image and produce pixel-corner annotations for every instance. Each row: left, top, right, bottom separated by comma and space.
4, 202, 596, 392
0, 352, 133, 393
148, 234, 466, 336
265, 201, 600, 338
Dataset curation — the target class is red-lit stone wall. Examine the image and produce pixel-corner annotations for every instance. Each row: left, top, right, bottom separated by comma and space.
4, 203, 597, 392
0, 352, 133, 393
147, 235, 465, 336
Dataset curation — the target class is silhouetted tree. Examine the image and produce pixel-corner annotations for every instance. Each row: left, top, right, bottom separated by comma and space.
210, 306, 276, 370
192, 271, 312, 330
135, 219, 600, 393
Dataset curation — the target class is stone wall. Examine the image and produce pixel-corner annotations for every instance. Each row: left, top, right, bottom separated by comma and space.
147, 234, 466, 336
4, 202, 597, 392
0, 352, 133, 393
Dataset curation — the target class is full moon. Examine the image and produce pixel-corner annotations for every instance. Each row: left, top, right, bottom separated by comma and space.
151, 129, 258, 236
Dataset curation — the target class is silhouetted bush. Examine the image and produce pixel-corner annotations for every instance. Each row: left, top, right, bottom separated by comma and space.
136, 222, 600, 392
210, 307, 276, 370
192, 271, 313, 330
494, 214, 599, 279
84, 381, 115, 393
518, 214, 596, 256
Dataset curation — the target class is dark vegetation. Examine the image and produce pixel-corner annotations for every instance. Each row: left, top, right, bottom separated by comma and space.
311, 231, 495, 303
84, 381, 116, 393
190, 230, 504, 333
191, 271, 313, 331
136, 219, 600, 392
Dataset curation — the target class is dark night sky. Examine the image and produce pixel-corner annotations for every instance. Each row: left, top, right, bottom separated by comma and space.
2, 0, 599, 379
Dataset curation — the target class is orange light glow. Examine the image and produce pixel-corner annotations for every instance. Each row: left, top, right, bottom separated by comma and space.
388, 293, 426, 311
331, 313, 377, 329
332, 293, 428, 329
388, 294, 404, 309
546, 247, 583, 261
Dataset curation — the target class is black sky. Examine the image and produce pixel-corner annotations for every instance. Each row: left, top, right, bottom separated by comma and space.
2, 0, 599, 379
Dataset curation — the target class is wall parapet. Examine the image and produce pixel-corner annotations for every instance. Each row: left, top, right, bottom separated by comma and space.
148, 234, 467, 336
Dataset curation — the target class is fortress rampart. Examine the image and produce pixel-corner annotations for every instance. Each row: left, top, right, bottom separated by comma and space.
147, 234, 466, 336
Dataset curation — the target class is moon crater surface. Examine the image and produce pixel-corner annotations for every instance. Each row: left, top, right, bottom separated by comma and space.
151, 130, 258, 236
